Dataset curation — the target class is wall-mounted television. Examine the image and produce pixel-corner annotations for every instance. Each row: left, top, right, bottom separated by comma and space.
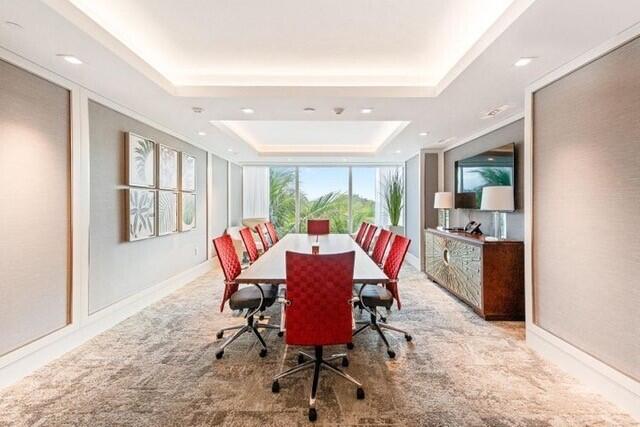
454, 143, 515, 210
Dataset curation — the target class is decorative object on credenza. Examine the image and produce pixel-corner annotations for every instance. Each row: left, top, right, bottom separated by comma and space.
158, 144, 179, 190
126, 132, 156, 188
158, 191, 178, 236
128, 188, 156, 241
180, 192, 196, 231
180, 152, 196, 192
481, 186, 514, 240
383, 168, 404, 235
434, 192, 453, 229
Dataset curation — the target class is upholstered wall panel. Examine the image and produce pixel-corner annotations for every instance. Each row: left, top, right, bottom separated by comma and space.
88, 101, 207, 314
444, 120, 524, 240
0, 60, 70, 355
532, 37, 640, 381
405, 155, 420, 257
423, 152, 439, 230
210, 154, 228, 237
228, 163, 243, 227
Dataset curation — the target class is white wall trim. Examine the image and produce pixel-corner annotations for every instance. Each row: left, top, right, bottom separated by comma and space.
524, 22, 640, 421
0, 261, 211, 389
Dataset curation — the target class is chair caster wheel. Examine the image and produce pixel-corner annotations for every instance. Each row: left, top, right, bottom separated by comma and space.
346, 342, 354, 350
277, 331, 284, 337
297, 353, 305, 364
308, 408, 317, 422
216, 331, 223, 339
387, 350, 396, 358
356, 387, 365, 400
271, 381, 280, 393
341, 357, 349, 367
405, 334, 413, 342
215, 350, 224, 359
259, 348, 268, 358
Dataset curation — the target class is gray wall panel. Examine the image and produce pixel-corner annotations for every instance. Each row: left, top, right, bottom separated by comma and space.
229, 163, 243, 227
405, 155, 420, 258
210, 154, 228, 237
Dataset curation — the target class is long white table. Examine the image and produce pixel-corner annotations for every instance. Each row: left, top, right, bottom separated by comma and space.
236, 233, 389, 284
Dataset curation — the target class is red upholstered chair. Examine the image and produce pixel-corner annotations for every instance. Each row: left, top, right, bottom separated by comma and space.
271, 251, 364, 421
371, 229, 392, 266
265, 222, 279, 244
307, 219, 330, 235
361, 224, 378, 253
255, 223, 272, 252
355, 223, 369, 245
351, 234, 412, 358
212, 234, 279, 359
239, 227, 260, 264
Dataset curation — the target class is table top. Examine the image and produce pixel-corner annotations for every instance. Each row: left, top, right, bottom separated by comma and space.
236, 233, 389, 284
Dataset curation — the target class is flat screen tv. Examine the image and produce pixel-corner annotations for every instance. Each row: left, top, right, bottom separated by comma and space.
454, 143, 515, 210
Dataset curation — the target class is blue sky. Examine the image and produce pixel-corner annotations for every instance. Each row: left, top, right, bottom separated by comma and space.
298, 167, 376, 201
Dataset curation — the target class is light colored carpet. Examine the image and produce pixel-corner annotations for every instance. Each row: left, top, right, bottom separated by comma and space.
0, 264, 636, 426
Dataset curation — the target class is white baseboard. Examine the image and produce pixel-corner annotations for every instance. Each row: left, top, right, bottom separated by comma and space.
0, 261, 212, 389
405, 252, 421, 270
527, 325, 640, 421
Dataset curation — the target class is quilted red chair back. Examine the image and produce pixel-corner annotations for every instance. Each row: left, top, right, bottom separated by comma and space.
266, 222, 279, 244
255, 223, 271, 252
382, 234, 411, 309
361, 224, 378, 252
307, 219, 330, 235
285, 251, 355, 346
354, 222, 368, 244
239, 227, 260, 264
212, 234, 241, 312
371, 229, 392, 265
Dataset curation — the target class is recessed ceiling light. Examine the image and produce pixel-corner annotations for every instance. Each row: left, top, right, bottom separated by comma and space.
241, 108, 254, 114
303, 107, 316, 113
4, 21, 23, 29
57, 54, 82, 65
394, 150, 402, 154
192, 106, 204, 113
360, 108, 373, 114
198, 131, 206, 136
227, 148, 234, 152
419, 132, 429, 137
514, 57, 535, 67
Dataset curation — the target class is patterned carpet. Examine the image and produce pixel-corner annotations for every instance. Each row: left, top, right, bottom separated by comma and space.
0, 264, 636, 426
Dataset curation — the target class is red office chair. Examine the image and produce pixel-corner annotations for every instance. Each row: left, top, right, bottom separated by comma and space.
255, 223, 271, 252
266, 222, 279, 244
212, 234, 279, 359
355, 223, 369, 245
351, 234, 412, 358
307, 219, 330, 235
271, 251, 364, 421
239, 227, 260, 264
371, 229, 392, 266
361, 224, 378, 253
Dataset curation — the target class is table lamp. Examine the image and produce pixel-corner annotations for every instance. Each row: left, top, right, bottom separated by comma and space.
480, 186, 514, 239
434, 192, 453, 229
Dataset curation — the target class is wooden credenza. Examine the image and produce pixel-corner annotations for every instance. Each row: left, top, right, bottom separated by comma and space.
424, 228, 524, 320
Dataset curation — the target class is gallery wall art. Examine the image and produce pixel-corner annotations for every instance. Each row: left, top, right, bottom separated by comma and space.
181, 153, 196, 192
158, 191, 178, 235
158, 144, 178, 190
128, 188, 156, 241
181, 192, 196, 231
127, 132, 156, 187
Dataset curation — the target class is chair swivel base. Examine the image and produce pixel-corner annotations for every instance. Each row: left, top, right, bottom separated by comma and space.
214, 314, 280, 359
271, 346, 364, 422
348, 311, 413, 358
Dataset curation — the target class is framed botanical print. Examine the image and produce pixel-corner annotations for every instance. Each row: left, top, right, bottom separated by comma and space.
180, 192, 196, 231
158, 191, 178, 236
181, 152, 196, 192
128, 188, 156, 241
127, 132, 156, 188
158, 144, 179, 190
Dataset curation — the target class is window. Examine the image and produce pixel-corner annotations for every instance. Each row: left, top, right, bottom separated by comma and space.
350, 167, 376, 233
269, 167, 296, 236
299, 167, 349, 233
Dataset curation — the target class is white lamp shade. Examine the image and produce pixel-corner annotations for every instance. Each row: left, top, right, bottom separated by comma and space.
480, 186, 514, 211
434, 192, 453, 209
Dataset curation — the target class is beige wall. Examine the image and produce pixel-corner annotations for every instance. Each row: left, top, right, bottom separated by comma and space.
532, 36, 640, 381
88, 101, 208, 314
0, 60, 71, 355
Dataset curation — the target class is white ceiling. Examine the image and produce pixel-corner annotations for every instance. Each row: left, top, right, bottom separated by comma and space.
1, 0, 639, 164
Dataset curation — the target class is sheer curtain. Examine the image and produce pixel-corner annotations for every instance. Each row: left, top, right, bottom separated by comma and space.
375, 166, 404, 227
242, 166, 270, 219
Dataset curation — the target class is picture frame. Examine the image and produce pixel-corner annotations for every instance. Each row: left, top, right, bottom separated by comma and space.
158, 144, 179, 190
158, 190, 178, 236
180, 192, 196, 231
126, 132, 156, 188
180, 152, 196, 192
128, 188, 156, 241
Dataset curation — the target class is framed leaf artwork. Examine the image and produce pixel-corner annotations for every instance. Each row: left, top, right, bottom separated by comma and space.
158, 191, 178, 236
127, 132, 156, 188
158, 144, 178, 190
181, 152, 196, 192
128, 188, 156, 241
180, 192, 196, 231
